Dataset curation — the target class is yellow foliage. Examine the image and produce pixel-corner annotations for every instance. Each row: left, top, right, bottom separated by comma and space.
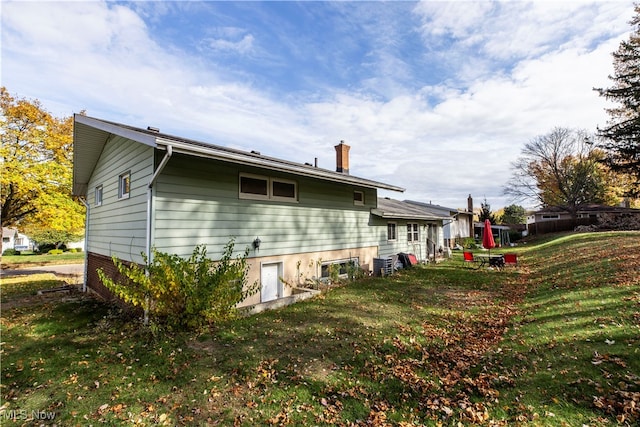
0, 87, 84, 234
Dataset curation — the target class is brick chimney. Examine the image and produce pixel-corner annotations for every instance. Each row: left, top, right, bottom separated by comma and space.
335, 141, 350, 174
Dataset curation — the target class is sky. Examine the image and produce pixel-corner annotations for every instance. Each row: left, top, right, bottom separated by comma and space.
1, 1, 635, 211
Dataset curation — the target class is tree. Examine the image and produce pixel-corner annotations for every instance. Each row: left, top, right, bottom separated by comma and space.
0, 87, 84, 251
478, 198, 497, 224
29, 229, 84, 251
500, 204, 527, 225
595, 4, 640, 197
504, 127, 615, 219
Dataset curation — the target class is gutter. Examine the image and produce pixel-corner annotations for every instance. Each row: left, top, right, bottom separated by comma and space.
146, 145, 173, 261
80, 197, 90, 292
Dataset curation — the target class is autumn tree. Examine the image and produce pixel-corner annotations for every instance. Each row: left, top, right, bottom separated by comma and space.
504, 127, 616, 219
595, 4, 640, 197
0, 87, 84, 251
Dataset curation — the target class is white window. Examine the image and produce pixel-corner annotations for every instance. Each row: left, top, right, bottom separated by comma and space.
118, 172, 131, 199
541, 214, 559, 219
240, 174, 268, 199
95, 185, 103, 206
239, 173, 297, 202
320, 258, 359, 279
271, 178, 297, 201
353, 191, 364, 206
387, 222, 397, 241
407, 223, 419, 242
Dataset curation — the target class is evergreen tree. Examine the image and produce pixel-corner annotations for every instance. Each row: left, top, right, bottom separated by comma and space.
501, 204, 527, 225
595, 4, 640, 196
478, 198, 497, 224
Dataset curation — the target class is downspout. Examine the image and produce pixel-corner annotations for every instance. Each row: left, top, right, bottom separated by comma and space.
146, 145, 173, 259
80, 197, 90, 292
143, 145, 172, 325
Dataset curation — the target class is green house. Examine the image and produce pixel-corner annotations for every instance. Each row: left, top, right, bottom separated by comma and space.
72, 115, 409, 306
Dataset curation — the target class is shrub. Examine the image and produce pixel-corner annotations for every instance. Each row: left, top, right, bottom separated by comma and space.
48, 249, 64, 255
97, 240, 258, 329
3, 248, 20, 256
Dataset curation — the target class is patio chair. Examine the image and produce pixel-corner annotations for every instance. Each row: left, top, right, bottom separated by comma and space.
463, 251, 478, 268
503, 253, 518, 267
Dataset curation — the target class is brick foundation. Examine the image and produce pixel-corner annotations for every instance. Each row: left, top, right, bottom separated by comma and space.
86, 252, 134, 301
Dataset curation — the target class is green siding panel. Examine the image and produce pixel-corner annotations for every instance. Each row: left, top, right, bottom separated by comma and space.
87, 137, 154, 263
153, 154, 378, 258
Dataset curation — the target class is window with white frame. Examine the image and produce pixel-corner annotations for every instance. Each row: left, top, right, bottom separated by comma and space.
118, 172, 131, 199
407, 223, 419, 242
320, 258, 360, 279
271, 178, 297, 201
95, 185, 103, 206
387, 222, 397, 241
239, 173, 297, 202
541, 214, 560, 219
353, 191, 364, 206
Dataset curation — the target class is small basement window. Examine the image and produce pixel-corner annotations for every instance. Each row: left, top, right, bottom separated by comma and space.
320, 258, 360, 279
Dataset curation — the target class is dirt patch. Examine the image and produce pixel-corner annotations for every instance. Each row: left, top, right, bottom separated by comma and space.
1, 286, 85, 310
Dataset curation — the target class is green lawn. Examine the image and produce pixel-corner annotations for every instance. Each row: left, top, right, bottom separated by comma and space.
1, 231, 638, 426
1, 251, 85, 268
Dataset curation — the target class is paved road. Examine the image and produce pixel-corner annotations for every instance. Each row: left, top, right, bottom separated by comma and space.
1, 263, 85, 278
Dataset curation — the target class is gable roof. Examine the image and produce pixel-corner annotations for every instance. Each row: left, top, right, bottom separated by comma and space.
372, 198, 451, 221
72, 115, 405, 196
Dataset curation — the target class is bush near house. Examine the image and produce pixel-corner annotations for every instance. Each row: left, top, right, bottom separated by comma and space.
97, 240, 258, 329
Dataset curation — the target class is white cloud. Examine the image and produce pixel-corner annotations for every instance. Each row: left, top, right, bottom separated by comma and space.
1, 0, 635, 210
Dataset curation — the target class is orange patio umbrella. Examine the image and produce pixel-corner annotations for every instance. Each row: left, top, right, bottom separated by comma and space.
482, 219, 496, 257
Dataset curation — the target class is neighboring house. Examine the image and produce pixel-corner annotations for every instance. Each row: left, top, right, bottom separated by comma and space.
1, 227, 33, 253
527, 204, 640, 234
405, 198, 474, 248
72, 115, 405, 307
371, 198, 450, 263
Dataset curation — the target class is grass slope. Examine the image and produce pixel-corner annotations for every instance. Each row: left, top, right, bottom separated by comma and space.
1, 231, 638, 426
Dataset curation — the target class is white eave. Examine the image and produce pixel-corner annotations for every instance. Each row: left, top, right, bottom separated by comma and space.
72, 115, 405, 196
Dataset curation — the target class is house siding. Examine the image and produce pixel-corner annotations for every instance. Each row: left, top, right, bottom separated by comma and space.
372, 218, 443, 262
153, 154, 378, 258
86, 136, 154, 264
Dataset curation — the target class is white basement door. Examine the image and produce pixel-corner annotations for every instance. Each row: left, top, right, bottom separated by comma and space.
260, 263, 281, 302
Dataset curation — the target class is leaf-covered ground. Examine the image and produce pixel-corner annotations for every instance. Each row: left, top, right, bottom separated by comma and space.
1, 231, 638, 426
